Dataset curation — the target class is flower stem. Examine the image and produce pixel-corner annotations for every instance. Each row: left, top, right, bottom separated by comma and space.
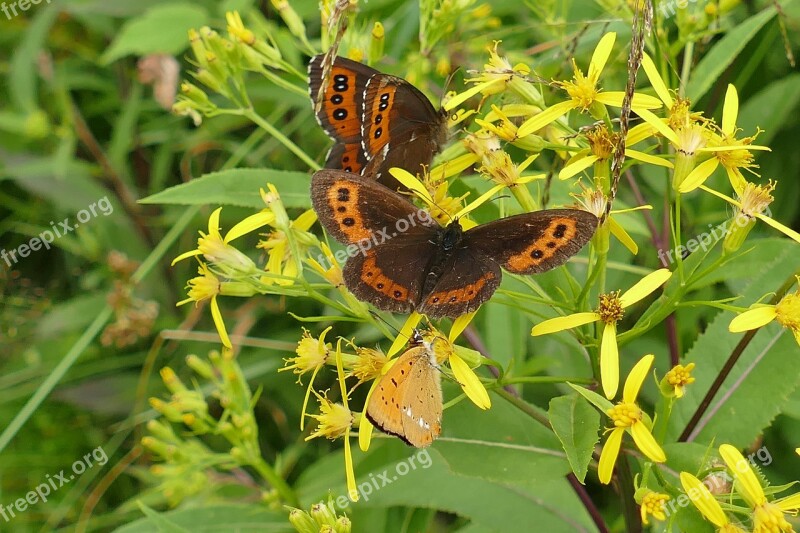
237, 108, 320, 171
250, 455, 299, 507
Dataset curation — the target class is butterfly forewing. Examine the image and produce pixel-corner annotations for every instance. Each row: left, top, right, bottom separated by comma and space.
465, 210, 599, 274
366, 346, 442, 448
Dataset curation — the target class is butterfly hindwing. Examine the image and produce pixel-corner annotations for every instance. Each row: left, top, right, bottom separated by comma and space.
465, 210, 599, 274
417, 249, 501, 318
366, 345, 442, 448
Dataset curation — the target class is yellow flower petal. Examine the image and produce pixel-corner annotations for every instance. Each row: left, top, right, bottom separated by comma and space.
596, 91, 663, 110
531, 312, 600, 336
517, 100, 577, 138
722, 84, 738, 137
172, 249, 202, 265
619, 269, 672, 308
208, 207, 223, 237
600, 323, 619, 399
598, 427, 624, 484
719, 444, 766, 507
559, 154, 598, 180
636, 108, 681, 145
293, 209, 319, 232
729, 306, 777, 332
678, 158, 720, 193
756, 212, 800, 244
299, 365, 323, 431
641, 53, 673, 108
623, 354, 654, 403
388, 168, 434, 205
429, 153, 480, 181
589, 32, 616, 79
680, 472, 729, 527
630, 421, 666, 462
225, 211, 276, 242
777, 493, 800, 512
389, 312, 423, 357
209, 295, 232, 348
344, 429, 358, 501
608, 217, 638, 255
450, 310, 478, 342
358, 381, 378, 452
625, 149, 674, 168
444, 78, 505, 111
449, 351, 491, 409
455, 183, 506, 219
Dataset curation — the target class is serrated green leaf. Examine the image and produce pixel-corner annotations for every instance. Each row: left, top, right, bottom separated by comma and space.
666, 240, 800, 445
548, 394, 600, 483
100, 4, 209, 64
687, 6, 778, 102
140, 168, 311, 209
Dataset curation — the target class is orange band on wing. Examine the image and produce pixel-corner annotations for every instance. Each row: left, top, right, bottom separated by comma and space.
425, 271, 496, 306
360, 253, 410, 301
505, 218, 579, 273
324, 66, 362, 138
364, 82, 396, 156
326, 179, 372, 242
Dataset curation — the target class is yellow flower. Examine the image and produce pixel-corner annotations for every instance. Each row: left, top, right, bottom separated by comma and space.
345, 345, 389, 385
176, 263, 231, 348
281, 326, 332, 430
173, 207, 267, 276
258, 185, 318, 286
678, 84, 770, 194
517, 33, 662, 137
639, 490, 670, 525
662, 363, 696, 398
680, 471, 749, 532
730, 280, 800, 346
475, 104, 545, 152
532, 269, 672, 398
307, 242, 343, 287
425, 329, 491, 410
572, 186, 652, 255
700, 180, 800, 247
306, 340, 359, 501
597, 354, 666, 484
719, 444, 800, 533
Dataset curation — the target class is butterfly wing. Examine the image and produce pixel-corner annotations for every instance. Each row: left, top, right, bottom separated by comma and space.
465, 209, 599, 274
361, 74, 449, 185
311, 170, 440, 313
366, 347, 442, 448
308, 55, 375, 174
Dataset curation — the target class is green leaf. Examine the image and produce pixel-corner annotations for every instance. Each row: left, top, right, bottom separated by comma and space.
114, 503, 290, 533
568, 382, 614, 413
548, 394, 600, 483
737, 74, 800, 146
687, 6, 778, 102
140, 168, 312, 209
100, 4, 209, 64
9, 5, 59, 112
666, 240, 800, 445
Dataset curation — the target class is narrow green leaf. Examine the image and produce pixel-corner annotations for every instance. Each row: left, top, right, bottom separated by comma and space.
140, 168, 311, 209
548, 394, 600, 483
100, 4, 209, 64
9, 5, 59, 112
687, 6, 778, 102
116, 503, 287, 533
568, 382, 614, 413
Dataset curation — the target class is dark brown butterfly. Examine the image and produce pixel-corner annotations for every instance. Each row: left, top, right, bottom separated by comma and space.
311, 170, 599, 318
308, 54, 449, 188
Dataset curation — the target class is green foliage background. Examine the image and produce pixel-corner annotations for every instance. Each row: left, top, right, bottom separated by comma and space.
1, 0, 799, 532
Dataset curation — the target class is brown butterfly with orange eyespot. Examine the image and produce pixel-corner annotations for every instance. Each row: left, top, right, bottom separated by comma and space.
311, 170, 599, 319
308, 54, 449, 188
366, 330, 444, 447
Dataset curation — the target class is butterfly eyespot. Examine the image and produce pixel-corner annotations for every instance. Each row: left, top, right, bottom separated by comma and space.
333, 109, 348, 120
344, 166, 352, 172
336, 206, 346, 213
365, 271, 373, 277
554, 224, 568, 238
336, 187, 350, 201
393, 290, 402, 298
342, 217, 355, 226
334, 83, 348, 92
376, 282, 384, 289
546, 241, 557, 248
374, 114, 382, 124
333, 74, 347, 83
380, 93, 389, 102
449, 296, 457, 302
374, 127, 383, 139
342, 155, 350, 163
531, 249, 544, 259
331, 94, 344, 104
432, 297, 440, 303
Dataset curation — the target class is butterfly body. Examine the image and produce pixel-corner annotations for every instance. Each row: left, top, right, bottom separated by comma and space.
366, 331, 443, 448
308, 54, 449, 187
311, 170, 599, 318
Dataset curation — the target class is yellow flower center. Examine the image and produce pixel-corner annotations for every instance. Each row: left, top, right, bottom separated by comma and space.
738, 180, 775, 218
185, 267, 221, 302
666, 363, 696, 389
640, 492, 670, 524
598, 291, 624, 324
753, 502, 793, 533
716, 147, 756, 171
607, 402, 642, 428
561, 60, 599, 110
573, 187, 607, 218
775, 291, 800, 333
349, 347, 388, 383
667, 97, 694, 130
306, 397, 353, 441
480, 149, 520, 187
586, 125, 618, 161
284, 330, 329, 375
